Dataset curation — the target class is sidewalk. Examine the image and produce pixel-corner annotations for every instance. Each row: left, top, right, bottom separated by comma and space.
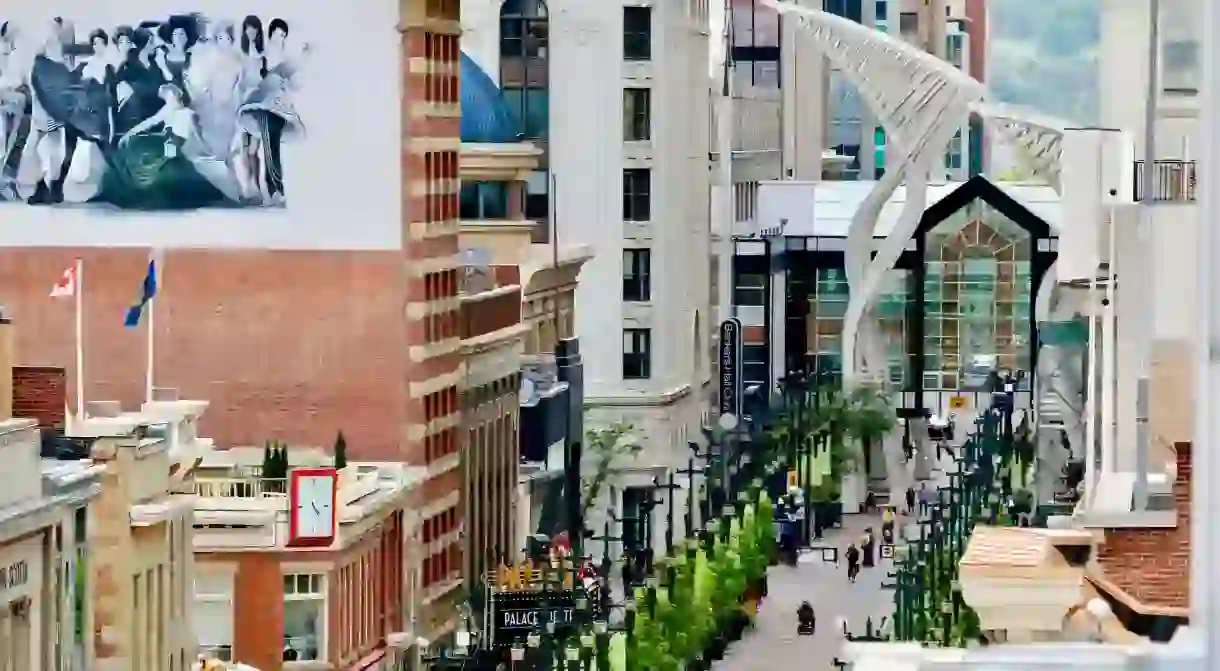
715, 513, 894, 670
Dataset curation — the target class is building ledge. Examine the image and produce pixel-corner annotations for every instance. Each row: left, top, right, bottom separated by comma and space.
1086, 574, 1190, 619
1074, 510, 1176, 529
130, 494, 193, 527
585, 384, 692, 407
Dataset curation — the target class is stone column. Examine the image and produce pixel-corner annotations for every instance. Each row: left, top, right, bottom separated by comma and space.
507, 180, 525, 220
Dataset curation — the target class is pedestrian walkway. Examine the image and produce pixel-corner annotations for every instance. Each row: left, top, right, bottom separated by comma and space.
715, 513, 894, 671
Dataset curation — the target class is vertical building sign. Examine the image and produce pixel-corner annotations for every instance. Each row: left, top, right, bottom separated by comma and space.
719, 318, 744, 417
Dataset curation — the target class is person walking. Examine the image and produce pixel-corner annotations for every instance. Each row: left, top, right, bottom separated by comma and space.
905, 486, 916, 515
845, 543, 861, 583
861, 529, 876, 568
918, 482, 933, 517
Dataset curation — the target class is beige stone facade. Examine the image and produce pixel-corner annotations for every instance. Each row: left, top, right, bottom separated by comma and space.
76, 413, 195, 671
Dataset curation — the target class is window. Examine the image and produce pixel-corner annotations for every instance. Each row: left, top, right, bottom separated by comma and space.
621, 487, 648, 551
459, 182, 509, 220
899, 11, 918, 34
623, 88, 651, 141
1163, 39, 1200, 93
194, 569, 234, 665
500, 0, 550, 140
733, 272, 767, 307
623, 249, 651, 302
623, 6, 652, 60
502, 88, 550, 138
283, 573, 325, 662
622, 169, 651, 222
623, 329, 652, 379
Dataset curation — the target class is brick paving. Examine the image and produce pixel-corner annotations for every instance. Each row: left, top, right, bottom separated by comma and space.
715, 513, 896, 671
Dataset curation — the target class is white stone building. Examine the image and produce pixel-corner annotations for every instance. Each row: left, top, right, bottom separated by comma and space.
460, 0, 715, 545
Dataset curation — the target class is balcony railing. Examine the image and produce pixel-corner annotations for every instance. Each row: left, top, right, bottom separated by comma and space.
1133, 159, 1196, 202
193, 478, 287, 498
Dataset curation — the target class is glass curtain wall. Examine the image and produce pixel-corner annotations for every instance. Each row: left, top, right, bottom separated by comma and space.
922, 200, 1033, 392
804, 257, 911, 385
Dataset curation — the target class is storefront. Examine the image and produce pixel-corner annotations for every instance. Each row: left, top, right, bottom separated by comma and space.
0, 536, 43, 671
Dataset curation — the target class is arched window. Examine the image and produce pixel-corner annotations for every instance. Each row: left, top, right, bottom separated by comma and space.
500, 0, 550, 240
499, 0, 549, 140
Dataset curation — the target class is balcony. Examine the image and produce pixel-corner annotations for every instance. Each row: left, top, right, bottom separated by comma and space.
1133, 160, 1196, 202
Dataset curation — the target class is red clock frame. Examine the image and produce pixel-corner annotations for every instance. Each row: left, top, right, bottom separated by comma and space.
287, 467, 339, 548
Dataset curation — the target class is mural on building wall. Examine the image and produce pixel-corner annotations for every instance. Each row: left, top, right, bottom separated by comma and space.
0, 13, 306, 210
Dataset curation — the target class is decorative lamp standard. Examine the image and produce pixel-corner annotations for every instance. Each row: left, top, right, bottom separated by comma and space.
652, 472, 681, 553
676, 457, 709, 540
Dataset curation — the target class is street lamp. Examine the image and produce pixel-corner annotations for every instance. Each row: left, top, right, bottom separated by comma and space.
651, 472, 682, 553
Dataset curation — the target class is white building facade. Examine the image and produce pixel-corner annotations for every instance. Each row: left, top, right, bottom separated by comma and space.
461, 0, 714, 519
0, 418, 104, 671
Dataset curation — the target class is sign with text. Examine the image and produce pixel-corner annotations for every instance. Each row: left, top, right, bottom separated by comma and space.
0, 560, 28, 592
492, 589, 589, 648
499, 606, 577, 630
719, 318, 744, 418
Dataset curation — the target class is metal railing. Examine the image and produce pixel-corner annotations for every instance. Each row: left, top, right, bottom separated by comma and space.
193, 478, 287, 498
1133, 159, 1196, 202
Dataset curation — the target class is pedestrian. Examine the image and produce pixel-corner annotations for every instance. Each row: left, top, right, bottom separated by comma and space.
864, 491, 877, 514
918, 482, 932, 516
620, 550, 634, 590
845, 543, 860, 583
861, 529, 876, 568
905, 486, 916, 515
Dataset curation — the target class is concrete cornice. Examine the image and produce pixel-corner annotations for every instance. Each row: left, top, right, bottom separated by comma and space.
585, 384, 692, 407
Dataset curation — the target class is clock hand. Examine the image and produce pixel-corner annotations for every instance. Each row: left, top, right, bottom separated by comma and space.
311, 502, 320, 514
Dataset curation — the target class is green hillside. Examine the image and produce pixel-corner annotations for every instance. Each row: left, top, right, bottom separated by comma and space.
987, 0, 1100, 123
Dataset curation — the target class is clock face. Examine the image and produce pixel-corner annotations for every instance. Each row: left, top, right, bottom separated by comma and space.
294, 475, 335, 539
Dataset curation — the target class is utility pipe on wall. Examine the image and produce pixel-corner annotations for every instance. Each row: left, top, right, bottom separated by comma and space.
1132, 0, 1160, 511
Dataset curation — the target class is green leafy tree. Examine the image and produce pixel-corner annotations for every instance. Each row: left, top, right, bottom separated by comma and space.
580, 422, 641, 519
261, 441, 274, 477
333, 431, 348, 470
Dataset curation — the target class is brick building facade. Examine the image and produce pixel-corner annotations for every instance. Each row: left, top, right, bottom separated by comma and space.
1093, 441, 1191, 614
197, 509, 407, 671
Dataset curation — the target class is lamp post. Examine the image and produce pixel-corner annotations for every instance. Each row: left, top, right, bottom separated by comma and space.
676, 457, 709, 540
652, 472, 681, 553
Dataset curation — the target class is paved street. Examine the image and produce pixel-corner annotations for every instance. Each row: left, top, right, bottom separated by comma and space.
716, 513, 896, 671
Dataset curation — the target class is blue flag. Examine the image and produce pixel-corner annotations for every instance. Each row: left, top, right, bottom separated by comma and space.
124, 260, 158, 328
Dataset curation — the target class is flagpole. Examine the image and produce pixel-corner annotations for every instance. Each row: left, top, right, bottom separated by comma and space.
74, 258, 84, 420
145, 253, 155, 404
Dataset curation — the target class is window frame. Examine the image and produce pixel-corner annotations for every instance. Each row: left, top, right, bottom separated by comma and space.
623, 6, 653, 60
622, 328, 652, 380
623, 87, 652, 141
282, 572, 326, 662
623, 248, 652, 302
501, 0, 550, 139
622, 169, 652, 222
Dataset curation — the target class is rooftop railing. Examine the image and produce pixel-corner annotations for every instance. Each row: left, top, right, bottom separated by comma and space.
1133, 159, 1196, 202
193, 478, 287, 498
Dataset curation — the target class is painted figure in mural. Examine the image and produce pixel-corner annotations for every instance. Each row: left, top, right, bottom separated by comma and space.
104, 82, 241, 209
0, 12, 306, 210
236, 16, 306, 205
0, 21, 30, 199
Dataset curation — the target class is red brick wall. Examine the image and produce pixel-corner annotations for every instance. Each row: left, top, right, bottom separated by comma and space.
12, 365, 66, 429
1095, 442, 1191, 610
228, 554, 286, 671
0, 249, 403, 457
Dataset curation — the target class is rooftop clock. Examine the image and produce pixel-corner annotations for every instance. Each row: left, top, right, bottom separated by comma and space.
288, 467, 338, 547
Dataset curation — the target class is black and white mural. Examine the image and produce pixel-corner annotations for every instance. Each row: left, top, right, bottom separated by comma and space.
0, 13, 306, 210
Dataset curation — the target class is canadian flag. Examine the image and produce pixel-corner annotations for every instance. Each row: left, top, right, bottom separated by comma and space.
50, 264, 76, 298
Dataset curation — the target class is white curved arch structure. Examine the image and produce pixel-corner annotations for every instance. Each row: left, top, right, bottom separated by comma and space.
760, 0, 1075, 390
